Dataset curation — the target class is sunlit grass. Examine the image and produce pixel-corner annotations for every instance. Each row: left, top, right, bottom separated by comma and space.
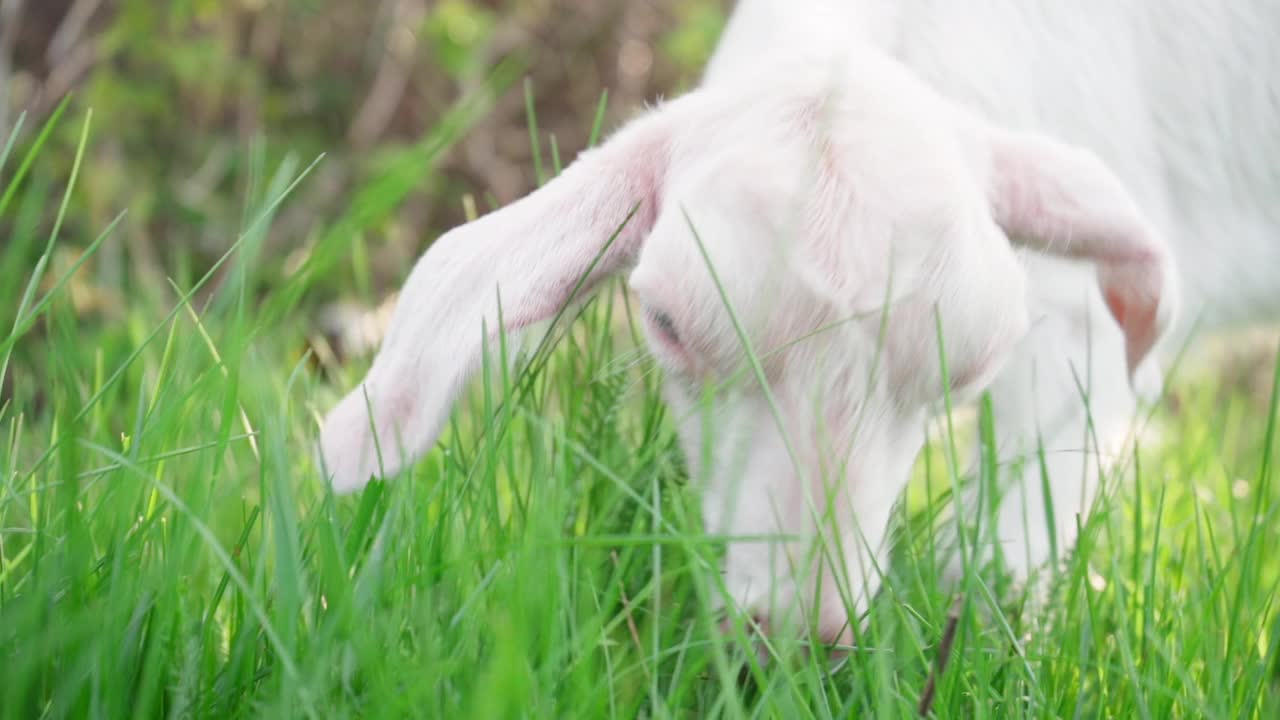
1, 104, 1278, 719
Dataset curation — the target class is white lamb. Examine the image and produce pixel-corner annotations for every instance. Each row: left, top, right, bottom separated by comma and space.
319, 1, 1280, 646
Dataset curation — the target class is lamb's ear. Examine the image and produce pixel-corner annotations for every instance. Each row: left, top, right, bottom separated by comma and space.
319, 99, 689, 493
984, 128, 1178, 378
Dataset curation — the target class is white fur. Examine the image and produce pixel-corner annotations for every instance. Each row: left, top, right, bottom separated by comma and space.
320, 1, 1280, 643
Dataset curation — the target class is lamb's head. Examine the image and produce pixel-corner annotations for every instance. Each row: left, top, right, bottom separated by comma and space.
318, 51, 1175, 646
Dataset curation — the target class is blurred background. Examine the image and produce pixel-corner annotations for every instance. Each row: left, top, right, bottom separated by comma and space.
11, 0, 1269, 412
0, 0, 727, 360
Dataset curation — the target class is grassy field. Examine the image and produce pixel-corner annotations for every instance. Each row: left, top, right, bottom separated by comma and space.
3, 100, 1280, 718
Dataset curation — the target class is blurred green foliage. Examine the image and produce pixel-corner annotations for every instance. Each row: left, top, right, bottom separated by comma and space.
1, 0, 726, 306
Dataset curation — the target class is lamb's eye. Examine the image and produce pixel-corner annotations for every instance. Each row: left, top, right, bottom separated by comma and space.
650, 309, 679, 343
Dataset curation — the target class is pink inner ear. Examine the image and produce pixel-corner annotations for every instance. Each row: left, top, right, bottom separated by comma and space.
1105, 289, 1134, 336
379, 381, 420, 436
988, 130, 1175, 378
1099, 258, 1164, 375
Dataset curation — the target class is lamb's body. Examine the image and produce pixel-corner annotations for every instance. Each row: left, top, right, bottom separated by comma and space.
712, 0, 1280, 331
319, 0, 1280, 645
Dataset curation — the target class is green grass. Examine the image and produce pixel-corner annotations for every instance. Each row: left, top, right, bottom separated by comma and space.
2, 104, 1279, 719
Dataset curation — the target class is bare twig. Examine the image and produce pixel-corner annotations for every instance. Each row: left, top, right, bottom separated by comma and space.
348, 0, 426, 147
609, 549, 654, 686
918, 595, 964, 717
34, 36, 97, 117
46, 0, 102, 64
0, 0, 25, 135
610, 551, 646, 652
